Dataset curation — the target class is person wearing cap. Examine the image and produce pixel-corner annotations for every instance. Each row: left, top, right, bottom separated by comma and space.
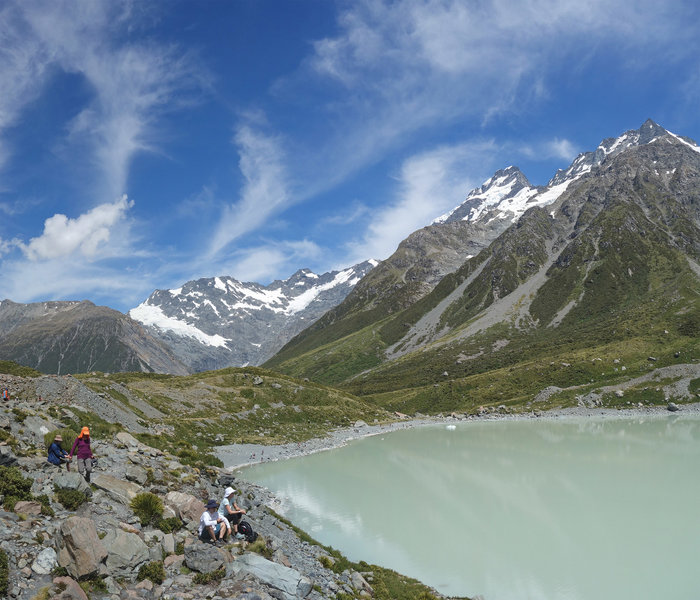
69, 426, 94, 482
218, 486, 246, 536
47, 434, 71, 470
199, 499, 228, 543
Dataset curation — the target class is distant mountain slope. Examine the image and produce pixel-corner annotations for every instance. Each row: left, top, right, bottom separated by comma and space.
129, 261, 377, 371
0, 299, 189, 375
268, 120, 676, 371
266, 120, 700, 408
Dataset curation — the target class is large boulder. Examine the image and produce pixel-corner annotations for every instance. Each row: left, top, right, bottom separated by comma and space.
102, 529, 150, 577
115, 431, 141, 449
125, 464, 148, 485
227, 552, 312, 600
54, 471, 92, 494
184, 541, 225, 573
23, 415, 55, 444
56, 516, 108, 579
92, 474, 142, 505
165, 491, 205, 525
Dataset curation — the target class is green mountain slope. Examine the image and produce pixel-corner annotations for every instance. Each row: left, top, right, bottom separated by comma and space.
266, 130, 700, 412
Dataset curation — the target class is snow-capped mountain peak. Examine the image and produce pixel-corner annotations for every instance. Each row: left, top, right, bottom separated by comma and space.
435, 119, 697, 229
129, 260, 378, 370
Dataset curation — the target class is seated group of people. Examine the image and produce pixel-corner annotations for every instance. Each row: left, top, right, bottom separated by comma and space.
198, 487, 247, 543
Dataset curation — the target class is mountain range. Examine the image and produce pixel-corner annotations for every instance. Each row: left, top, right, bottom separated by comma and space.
1, 119, 698, 407
266, 119, 700, 413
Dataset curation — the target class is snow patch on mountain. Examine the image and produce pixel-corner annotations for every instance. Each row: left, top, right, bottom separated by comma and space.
129, 304, 231, 348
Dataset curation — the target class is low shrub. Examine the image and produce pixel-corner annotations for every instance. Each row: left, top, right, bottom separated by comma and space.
0, 466, 33, 510
35, 494, 54, 517
137, 561, 165, 585
130, 493, 164, 527
54, 487, 88, 511
43, 428, 79, 452
0, 549, 8, 598
156, 516, 182, 534
246, 538, 273, 559
192, 568, 225, 585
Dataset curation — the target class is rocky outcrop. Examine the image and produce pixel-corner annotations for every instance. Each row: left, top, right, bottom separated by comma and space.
227, 553, 313, 600
56, 517, 108, 579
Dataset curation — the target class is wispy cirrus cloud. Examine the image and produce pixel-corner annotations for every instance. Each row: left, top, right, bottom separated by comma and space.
345, 140, 499, 263
296, 0, 700, 187
222, 239, 322, 284
0, 0, 203, 198
208, 125, 291, 258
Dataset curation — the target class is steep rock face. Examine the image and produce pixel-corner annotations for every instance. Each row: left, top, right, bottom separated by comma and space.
129, 261, 377, 371
268, 120, 700, 388
0, 300, 189, 375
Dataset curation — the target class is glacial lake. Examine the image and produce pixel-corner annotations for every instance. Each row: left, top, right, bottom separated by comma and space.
238, 415, 700, 600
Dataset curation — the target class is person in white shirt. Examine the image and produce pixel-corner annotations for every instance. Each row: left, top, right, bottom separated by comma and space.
218, 486, 246, 536
199, 499, 228, 543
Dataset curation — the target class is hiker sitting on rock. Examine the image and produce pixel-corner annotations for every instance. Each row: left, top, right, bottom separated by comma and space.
68, 426, 94, 483
200, 499, 229, 544
219, 486, 246, 537
47, 434, 71, 470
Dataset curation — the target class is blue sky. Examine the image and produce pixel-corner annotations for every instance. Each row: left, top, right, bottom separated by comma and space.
1, 0, 700, 312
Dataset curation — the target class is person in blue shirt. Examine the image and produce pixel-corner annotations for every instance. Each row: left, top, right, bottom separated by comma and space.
47, 434, 71, 470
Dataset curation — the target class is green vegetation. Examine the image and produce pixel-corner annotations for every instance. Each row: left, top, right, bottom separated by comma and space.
136, 561, 165, 585
0, 360, 41, 377
192, 568, 225, 585
0, 549, 8, 598
247, 537, 273, 559
130, 493, 164, 527
0, 466, 33, 511
54, 487, 89, 511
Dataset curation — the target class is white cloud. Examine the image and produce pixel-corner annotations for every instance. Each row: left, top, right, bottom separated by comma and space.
20, 195, 134, 261
208, 125, 291, 257
345, 141, 498, 263
519, 138, 578, 162
298, 0, 699, 189
0, 1, 202, 198
224, 239, 322, 284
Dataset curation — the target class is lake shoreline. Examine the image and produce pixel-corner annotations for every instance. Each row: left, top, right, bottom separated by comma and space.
216, 401, 700, 470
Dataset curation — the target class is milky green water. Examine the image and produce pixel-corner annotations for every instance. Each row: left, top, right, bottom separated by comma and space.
239, 416, 700, 600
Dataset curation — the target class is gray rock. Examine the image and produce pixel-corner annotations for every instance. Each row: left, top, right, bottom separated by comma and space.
227, 552, 312, 600
92, 474, 142, 505
103, 529, 150, 577
668, 402, 680, 412
54, 471, 92, 493
32, 547, 58, 574
0, 446, 17, 466
125, 464, 148, 485
115, 431, 141, 449
165, 491, 204, 525
57, 516, 108, 579
184, 541, 225, 573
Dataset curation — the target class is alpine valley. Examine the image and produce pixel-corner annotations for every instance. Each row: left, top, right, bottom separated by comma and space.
1, 120, 698, 417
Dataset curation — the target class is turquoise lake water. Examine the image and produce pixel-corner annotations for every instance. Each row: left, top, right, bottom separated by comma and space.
239, 416, 700, 600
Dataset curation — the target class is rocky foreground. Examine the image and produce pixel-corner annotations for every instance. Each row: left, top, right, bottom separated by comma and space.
0, 389, 418, 600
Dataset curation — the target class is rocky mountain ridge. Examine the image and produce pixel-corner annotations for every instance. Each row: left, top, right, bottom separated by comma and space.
266, 120, 700, 413
129, 261, 378, 372
267, 120, 681, 370
0, 300, 189, 376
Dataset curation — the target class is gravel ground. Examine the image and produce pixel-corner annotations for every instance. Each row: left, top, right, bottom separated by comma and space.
216, 401, 700, 470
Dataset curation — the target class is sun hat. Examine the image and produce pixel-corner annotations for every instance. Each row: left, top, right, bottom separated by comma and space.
79, 426, 90, 438
205, 499, 218, 509
224, 487, 235, 497
54, 434, 63, 441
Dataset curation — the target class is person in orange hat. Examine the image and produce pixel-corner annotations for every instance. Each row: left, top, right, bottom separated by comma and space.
68, 426, 95, 482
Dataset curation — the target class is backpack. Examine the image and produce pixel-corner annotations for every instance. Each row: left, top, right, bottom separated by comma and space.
238, 520, 258, 543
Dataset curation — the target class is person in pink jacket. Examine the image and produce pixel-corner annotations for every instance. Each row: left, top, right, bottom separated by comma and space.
69, 426, 95, 483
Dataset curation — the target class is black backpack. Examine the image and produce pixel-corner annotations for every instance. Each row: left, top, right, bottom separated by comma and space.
238, 520, 258, 543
